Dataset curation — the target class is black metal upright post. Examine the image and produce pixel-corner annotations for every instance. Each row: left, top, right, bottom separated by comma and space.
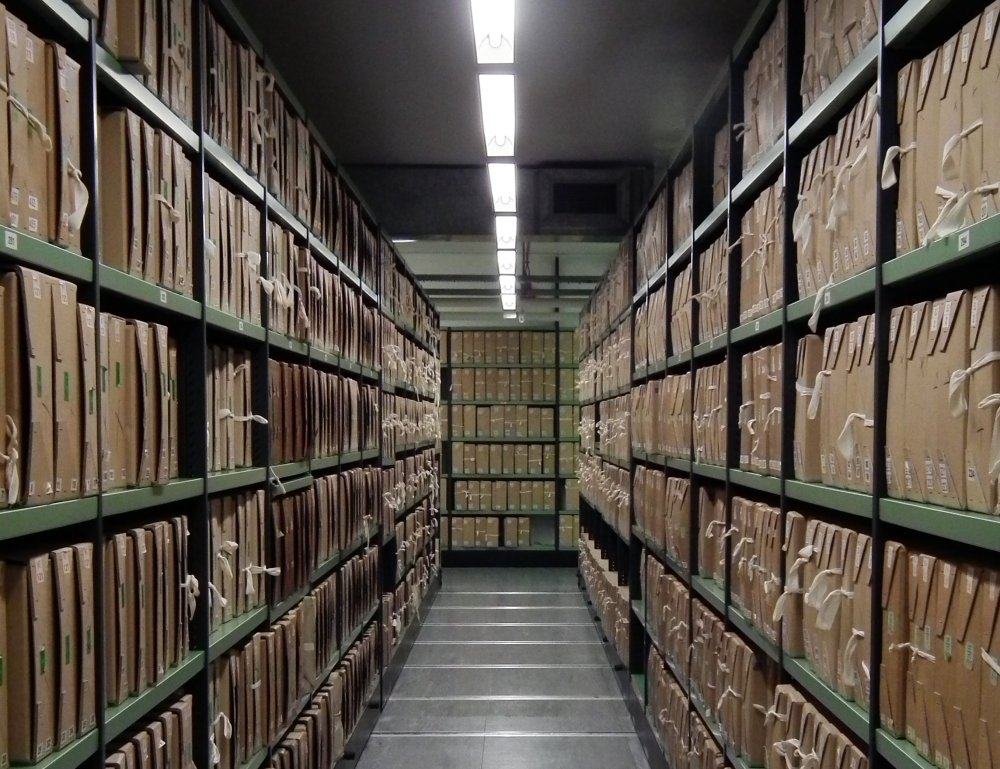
189, 2, 214, 769
81, 13, 106, 769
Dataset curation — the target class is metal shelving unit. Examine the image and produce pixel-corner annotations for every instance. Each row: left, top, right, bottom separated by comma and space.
574, 4, 996, 769
0, 3, 442, 769
441, 330, 579, 564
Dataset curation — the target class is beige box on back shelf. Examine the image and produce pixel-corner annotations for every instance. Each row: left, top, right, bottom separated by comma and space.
518, 517, 531, 546
504, 518, 518, 547
483, 331, 495, 364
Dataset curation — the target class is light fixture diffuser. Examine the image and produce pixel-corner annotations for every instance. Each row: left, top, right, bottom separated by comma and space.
479, 74, 515, 156
499, 275, 516, 294
488, 163, 516, 213
497, 250, 516, 274
471, 0, 515, 64
496, 215, 517, 249
501, 293, 517, 310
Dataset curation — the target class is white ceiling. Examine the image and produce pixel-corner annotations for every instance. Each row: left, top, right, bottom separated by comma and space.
229, 0, 756, 326
398, 239, 616, 328
232, 0, 753, 165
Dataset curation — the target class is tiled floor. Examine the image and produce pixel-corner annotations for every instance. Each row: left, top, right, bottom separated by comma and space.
356, 568, 652, 769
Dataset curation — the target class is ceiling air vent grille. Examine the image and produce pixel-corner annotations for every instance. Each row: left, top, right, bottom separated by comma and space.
537, 168, 633, 236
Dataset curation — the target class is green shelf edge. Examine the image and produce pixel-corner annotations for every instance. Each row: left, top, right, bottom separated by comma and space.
99, 266, 202, 320
395, 490, 433, 522
634, 526, 689, 583
0, 496, 98, 540
0, 225, 93, 283
272, 474, 313, 496
730, 470, 781, 495
34, 0, 90, 41
693, 462, 726, 482
691, 575, 725, 616
95, 48, 198, 150
268, 651, 341, 754
209, 606, 269, 661
205, 307, 266, 342
732, 307, 782, 344
789, 39, 879, 148
270, 585, 309, 624
668, 237, 693, 269
695, 199, 729, 244
339, 358, 362, 375
693, 332, 728, 359
666, 457, 692, 473
596, 453, 630, 471
880, 498, 1000, 550
885, 0, 953, 48
312, 348, 340, 368
876, 729, 939, 769
340, 604, 380, 656
631, 599, 646, 628
237, 748, 269, 769
23, 728, 98, 769
733, 140, 784, 208
207, 467, 267, 494
339, 532, 369, 563
268, 198, 307, 239
787, 268, 876, 324
631, 673, 645, 703
783, 656, 869, 742
666, 354, 689, 370
691, 692, 725, 747
311, 455, 341, 472
105, 652, 205, 741
726, 746, 755, 769
203, 134, 264, 203
102, 478, 204, 518
727, 605, 779, 663
267, 331, 309, 357
885, 213, 1000, 287
785, 480, 873, 518
271, 461, 310, 479
312, 550, 342, 586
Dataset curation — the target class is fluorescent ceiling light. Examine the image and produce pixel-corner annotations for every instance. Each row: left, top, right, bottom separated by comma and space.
479, 74, 515, 157
496, 215, 517, 249
392, 238, 416, 244
503, 311, 517, 319
501, 293, 517, 310
497, 250, 516, 274
471, 0, 515, 64
499, 275, 516, 294
488, 163, 516, 213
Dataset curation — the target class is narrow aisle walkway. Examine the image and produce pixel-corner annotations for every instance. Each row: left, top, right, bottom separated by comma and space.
357, 567, 652, 769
